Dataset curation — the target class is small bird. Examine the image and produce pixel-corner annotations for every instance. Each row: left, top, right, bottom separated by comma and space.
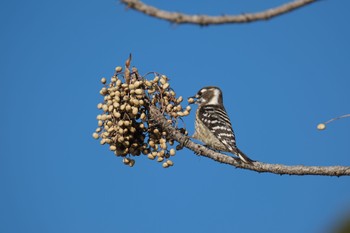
189, 86, 254, 164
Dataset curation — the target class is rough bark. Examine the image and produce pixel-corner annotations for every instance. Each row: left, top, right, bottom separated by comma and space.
149, 106, 350, 176
121, 0, 316, 25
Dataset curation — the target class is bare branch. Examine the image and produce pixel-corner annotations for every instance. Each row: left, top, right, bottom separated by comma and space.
317, 113, 350, 131
121, 0, 317, 25
149, 106, 350, 176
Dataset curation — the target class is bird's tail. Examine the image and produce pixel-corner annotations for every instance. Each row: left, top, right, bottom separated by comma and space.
236, 148, 254, 165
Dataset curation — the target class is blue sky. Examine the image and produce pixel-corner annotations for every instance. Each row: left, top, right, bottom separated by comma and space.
1, 1, 350, 233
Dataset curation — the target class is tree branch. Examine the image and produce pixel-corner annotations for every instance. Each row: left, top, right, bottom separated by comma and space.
121, 0, 317, 25
149, 106, 350, 176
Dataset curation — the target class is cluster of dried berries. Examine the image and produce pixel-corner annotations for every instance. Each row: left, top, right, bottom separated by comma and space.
93, 57, 190, 168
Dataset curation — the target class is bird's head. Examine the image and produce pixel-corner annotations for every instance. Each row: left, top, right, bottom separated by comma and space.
189, 86, 223, 106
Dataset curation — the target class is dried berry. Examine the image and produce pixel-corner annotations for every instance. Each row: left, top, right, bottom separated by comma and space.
93, 56, 190, 168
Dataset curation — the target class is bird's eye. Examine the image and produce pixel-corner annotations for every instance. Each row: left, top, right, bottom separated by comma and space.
199, 89, 207, 94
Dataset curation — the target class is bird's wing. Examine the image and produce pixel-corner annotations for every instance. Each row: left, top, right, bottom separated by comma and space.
198, 105, 237, 150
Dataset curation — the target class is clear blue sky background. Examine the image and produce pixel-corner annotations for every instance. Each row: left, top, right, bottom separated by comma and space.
1, 1, 350, 233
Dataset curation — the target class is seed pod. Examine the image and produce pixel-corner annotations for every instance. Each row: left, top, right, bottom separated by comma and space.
153, 76, 159, 82
114, 96, 120, 103
92, 132, 99, 139
162, 162, 169, 168
166, 160, 174, 166
123, 95, 129, 101
97, 103, 103, 109
182, 110, 190, 116
123, 140, 129, 146
104, 125, 109, 131
161, 74, 168, 80
160, 143, 167, 150
124, 120, 130, 127
110, 145, 116, 151
102, 104, 108, 112
170, 148, 176, 156
157, 157, 164, 162
160, 77, 167, 85
166, 104, 173, 111
135, 94, 143, 100
158, 150, 165, 157
116, 79, 122, 86
153, 144, 159, 150
135, 89, 143, 95
105, 138, 111, 143
147, 154, 155, 160
145, 80, 152, 87
101, 77, 107, 84
134, 81, 141, 88
111, 77, 117, 83
113, 102, 119, 108
140, 112, 146, 120
118, 136, 124, 143
113, 110, 121, 118
162, 83, 170, 89
132, 107, 138, 115
98, 120, 103, 126
186, 106, 191, 111
159, 138, 166, 144
142, 148, 150, 155
130, 98, 138, 106
115, 66, 122, 72
177, 112, 184, 117
188, 98, 195, 104
153, 128, 160, 134
100, 114, 107, 121
317, 123, 326, 130
108, 105, 113, 112
129, 159, 135, 167
100, 87, 107, 96
123, 157, 130, 164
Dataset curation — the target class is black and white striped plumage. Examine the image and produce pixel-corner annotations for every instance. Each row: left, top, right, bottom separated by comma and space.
190, 86, 253, 164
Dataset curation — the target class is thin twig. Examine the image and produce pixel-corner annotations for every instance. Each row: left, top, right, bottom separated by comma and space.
121, 0, 317, 25
325, 114, 350, 124
149, 106, 350, 176
317, 113, 350, 130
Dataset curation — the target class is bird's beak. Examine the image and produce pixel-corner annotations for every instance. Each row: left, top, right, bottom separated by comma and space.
188, 94, 199, 104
